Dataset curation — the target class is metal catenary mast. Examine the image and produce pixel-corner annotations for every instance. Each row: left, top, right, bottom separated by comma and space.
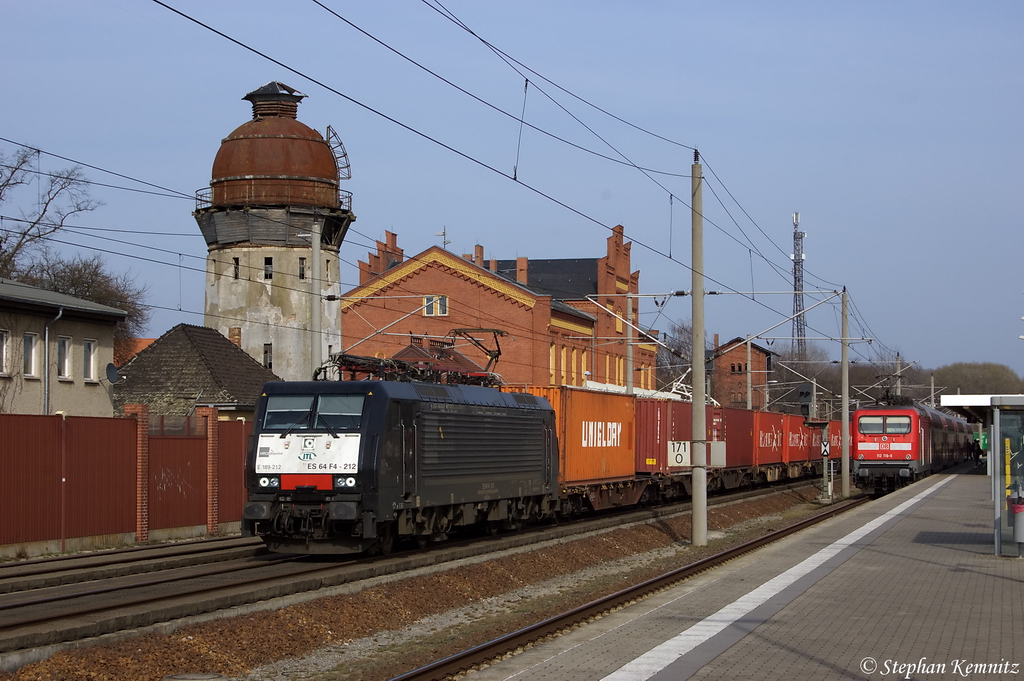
791, 212, 807, 359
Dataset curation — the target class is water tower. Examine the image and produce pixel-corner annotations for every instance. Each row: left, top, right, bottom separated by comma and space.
194, 82, 355, 380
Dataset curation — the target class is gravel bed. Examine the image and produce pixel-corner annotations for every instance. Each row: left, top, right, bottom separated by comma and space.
1, 487, 826, 680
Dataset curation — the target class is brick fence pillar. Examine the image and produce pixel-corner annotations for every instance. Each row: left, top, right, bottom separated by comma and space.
197, 407, 219, 536
124, 404, 149, 543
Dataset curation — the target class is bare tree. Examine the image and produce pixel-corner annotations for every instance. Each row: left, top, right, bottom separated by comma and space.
15, 251, 150, 365
0, 148, 99, 277
655, 319, 714, 392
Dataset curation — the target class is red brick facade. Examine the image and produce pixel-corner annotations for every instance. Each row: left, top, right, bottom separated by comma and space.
711, 337, 773, 410
340, 227, 657, 388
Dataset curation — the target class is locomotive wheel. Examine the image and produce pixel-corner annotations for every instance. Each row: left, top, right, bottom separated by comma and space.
375, 522, 396, 556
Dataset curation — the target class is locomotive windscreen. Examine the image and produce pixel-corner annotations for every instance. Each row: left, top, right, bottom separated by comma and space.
262, 394, 366, 431
858, 414, 911, 435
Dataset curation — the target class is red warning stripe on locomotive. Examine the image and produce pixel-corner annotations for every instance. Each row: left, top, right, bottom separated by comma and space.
281, 474, 333, 490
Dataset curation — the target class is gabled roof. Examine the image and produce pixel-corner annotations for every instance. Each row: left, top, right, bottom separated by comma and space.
0, 277, 127, 321
112, 324, 279, 415
714, 336, 775, 358
343, 247, 541, 311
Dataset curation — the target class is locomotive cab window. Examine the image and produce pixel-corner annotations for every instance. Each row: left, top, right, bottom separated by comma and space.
858, 416, 884, 434
885, 416, 911, 434
858, 414, 911, 435
263, 395, 314, 429
314, 394, 365, 430
262, 393, 365, 431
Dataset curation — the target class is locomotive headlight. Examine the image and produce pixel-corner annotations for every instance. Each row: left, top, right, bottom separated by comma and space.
905, 454, 912, 461
858, 454, 864, 460
259, 477, 270, 487
335, 477, 357, 488
346, 477, 356, 487
335, 477, 346, 487
259, 477, 280, 488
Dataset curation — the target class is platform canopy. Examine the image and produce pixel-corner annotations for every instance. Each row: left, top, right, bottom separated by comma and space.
941, 394, 1024, 422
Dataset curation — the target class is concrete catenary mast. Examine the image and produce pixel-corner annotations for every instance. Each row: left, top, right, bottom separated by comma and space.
194, 82, 355, 381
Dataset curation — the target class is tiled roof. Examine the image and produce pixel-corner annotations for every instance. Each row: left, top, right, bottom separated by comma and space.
112, 324, 279, 416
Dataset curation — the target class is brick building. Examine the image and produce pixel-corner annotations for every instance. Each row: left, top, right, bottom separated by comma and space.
339, 226, 658, 388
711, 335, 774, 410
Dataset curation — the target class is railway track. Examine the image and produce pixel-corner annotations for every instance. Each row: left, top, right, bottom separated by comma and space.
390, 494, 870, 681
0, 482, 826, 670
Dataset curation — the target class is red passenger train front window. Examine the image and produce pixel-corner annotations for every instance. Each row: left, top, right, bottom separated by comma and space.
858, 415, 911, 435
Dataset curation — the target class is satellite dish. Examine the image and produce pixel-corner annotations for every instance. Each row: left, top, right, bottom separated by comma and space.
105, 363, 121, 384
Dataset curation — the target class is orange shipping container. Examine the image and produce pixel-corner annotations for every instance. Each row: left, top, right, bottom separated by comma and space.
504, 385, 635, 486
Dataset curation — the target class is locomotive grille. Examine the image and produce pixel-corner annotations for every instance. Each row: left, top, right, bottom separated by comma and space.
419, 410, 546, 477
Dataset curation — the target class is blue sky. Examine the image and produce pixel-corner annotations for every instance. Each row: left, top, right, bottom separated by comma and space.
4, 1, 1022, 377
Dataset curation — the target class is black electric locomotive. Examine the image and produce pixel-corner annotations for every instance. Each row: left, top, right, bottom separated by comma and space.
242, 381, 559, 554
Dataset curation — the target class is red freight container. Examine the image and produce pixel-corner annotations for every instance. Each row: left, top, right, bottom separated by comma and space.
785, 415, 814, 463
828, 421, 842, 455
504, 385, 635, 486
753, 411, 786, 466
635, 399, 693, 474
721, 407, 755, 468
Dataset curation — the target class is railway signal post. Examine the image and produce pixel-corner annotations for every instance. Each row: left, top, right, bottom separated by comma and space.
805, 419, 831, 502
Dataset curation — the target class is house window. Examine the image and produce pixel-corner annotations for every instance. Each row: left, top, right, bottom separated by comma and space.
264, 257, 273, 280
263, 343, 273, 371
299, 257, 306, 281
83, 339, 96, 381
232, 257, 240, 280
0, 330, 8, 375
549, 343, 556, 384
57, 337, 72, 379
423, 295, 448, 316
23, 333, 38, 377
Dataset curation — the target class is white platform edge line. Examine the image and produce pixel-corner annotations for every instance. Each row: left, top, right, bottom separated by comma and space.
601, 476, 955, 681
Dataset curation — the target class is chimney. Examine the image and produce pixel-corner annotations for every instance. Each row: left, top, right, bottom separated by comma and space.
474, 244, 484, 267
714, 333, 719, 350
489, 258, 497, 272
229, 327, 242, 347
516, 257, 529, 285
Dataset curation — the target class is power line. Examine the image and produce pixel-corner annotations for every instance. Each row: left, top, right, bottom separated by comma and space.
0, 136, 194, 201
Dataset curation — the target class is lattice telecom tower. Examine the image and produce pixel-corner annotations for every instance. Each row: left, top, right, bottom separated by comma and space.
791, 212, 807, 359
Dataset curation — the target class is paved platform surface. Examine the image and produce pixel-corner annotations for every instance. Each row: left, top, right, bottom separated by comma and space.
470, 468, 1023, 680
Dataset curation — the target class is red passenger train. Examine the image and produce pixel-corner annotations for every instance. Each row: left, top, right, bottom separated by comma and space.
852, 402, 972, 493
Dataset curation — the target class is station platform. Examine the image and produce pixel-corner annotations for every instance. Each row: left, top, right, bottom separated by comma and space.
470, 468, 1023, 680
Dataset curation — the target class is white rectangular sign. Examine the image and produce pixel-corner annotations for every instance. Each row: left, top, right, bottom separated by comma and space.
668, 441, 727, 469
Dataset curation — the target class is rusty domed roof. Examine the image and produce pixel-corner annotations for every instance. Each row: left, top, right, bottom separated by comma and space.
208, 82, 340, 209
